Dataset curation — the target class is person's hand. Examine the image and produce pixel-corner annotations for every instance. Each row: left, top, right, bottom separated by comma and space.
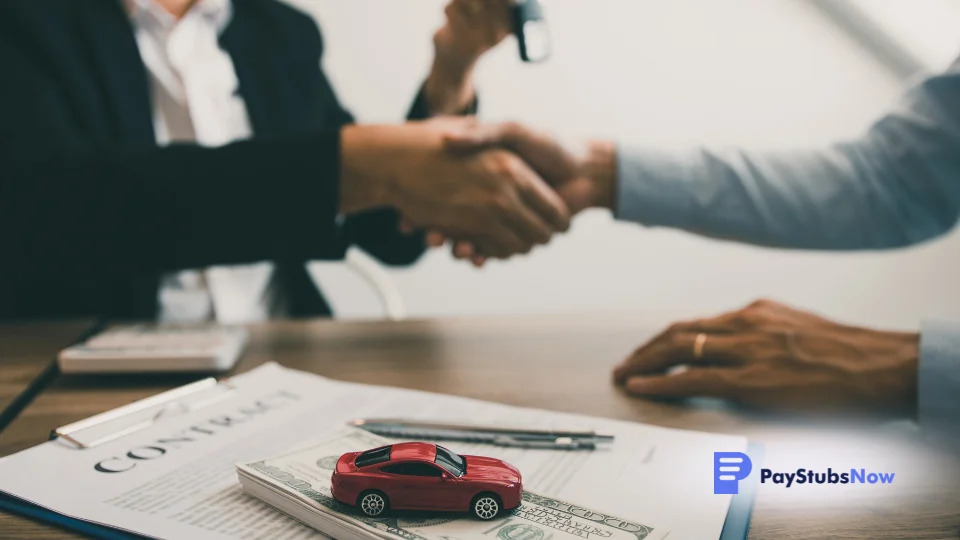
432, 122, 618, 265
435, 0, 513, 67
613, 299, 920, 416
339, 120, 571, 259
426, 0, 513, 115
446, 122, 618, 214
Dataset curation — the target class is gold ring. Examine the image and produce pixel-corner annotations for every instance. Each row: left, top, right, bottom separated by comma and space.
693, 333, 708, 360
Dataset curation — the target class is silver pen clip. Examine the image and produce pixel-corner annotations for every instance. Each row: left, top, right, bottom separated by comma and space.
492, 435, 596, 450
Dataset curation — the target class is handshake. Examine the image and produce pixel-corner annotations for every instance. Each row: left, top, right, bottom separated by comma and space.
340, 118, 617, 263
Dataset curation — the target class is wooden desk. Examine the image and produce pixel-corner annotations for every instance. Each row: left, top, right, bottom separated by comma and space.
0, 320, 93, 424
1, 316, 958, 540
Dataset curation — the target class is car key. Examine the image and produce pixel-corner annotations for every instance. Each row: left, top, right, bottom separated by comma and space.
512, 0, 551, 63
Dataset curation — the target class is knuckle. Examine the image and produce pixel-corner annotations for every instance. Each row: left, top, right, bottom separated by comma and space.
748, 298, 777, 310
738, 304, 768, 327
666, 322, 686, 335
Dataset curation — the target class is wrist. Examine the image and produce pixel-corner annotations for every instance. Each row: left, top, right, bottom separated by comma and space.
427, 32, 479, 114
424, 61, 476, 115
432, 28, 481, 79
582, 140, 618, 210
339, 125, 397, 214
339, 123, 447, 215
858, 330, 920, 416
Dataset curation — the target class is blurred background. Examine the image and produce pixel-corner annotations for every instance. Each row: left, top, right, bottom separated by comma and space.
295, 0, 960, 328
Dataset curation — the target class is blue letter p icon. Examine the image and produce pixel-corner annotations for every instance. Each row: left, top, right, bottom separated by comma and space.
714, 452, 752, 494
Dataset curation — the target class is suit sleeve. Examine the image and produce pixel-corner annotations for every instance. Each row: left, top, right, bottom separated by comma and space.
406, 81, 480, 121
0, 40, 343, 284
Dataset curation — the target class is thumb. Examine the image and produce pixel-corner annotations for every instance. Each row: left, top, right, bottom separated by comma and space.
442, 121, 524, 153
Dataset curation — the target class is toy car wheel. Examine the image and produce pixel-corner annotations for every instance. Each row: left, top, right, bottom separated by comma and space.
358, 491, 389, 517
471, 493, 501, 520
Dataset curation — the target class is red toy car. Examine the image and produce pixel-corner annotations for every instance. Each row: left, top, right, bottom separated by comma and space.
331, 442, 522, 520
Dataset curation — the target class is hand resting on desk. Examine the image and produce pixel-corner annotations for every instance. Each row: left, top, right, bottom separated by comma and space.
613, 299, 920, 416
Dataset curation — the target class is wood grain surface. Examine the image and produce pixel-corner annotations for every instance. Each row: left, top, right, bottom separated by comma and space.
0, 316, 957, 540
0, 320, 93, 423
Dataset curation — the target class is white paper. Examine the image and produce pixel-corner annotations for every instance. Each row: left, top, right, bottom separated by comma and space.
0, 363, 746, 540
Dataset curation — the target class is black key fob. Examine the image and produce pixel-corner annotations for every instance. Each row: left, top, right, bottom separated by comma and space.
512, 0, 551, 63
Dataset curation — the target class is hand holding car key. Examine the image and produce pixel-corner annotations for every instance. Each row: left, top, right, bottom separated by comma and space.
433, 0, 550, 65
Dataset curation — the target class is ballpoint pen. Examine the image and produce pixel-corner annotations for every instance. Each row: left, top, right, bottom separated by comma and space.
349, 418, 613, 450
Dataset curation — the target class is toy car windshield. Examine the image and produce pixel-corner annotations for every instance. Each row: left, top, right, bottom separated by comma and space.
434, 445, 466, 477
354, 445, 391, 468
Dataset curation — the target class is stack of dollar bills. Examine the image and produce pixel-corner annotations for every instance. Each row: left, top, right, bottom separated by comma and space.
236, 428, 666, 540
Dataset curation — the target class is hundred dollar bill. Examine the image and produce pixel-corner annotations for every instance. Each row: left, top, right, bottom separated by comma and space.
236, 429, 668, 540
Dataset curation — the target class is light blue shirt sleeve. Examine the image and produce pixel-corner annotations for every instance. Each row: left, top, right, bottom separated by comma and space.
615, 59, 960, 431
616, 60, 960, 250
918, 321, 960, 435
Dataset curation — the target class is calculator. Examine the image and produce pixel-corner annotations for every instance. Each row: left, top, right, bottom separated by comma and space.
58, 324, 248, 374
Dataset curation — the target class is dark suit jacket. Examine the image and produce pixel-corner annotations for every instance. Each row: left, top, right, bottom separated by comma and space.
0, 0, 459, 321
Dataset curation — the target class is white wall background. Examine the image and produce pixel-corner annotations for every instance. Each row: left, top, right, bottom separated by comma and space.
292, 0, 960, 329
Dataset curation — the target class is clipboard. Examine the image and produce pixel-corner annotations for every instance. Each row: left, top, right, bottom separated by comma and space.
719, 442, 764, 540
1, 375, 239, 539
0, 495, 148, 540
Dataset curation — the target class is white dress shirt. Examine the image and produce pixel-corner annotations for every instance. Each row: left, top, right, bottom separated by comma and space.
126, 0, 275, 324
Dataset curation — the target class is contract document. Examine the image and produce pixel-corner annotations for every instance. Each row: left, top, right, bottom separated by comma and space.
0, 363, 749, 540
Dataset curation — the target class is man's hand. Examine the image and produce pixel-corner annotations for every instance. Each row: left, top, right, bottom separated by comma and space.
446, 122, 617, 213
435, 0, 513, 67
339, 120, 570, 259
426, 0, 513, 115
437, 121, 618, 265
613, 299, 920, 416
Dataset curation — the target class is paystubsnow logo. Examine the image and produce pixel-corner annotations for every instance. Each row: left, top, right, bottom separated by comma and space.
713, 452, 895, 494
760, 468, 895, 487
714, 452, 753, 494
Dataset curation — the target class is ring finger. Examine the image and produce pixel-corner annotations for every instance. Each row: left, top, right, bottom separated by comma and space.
613, 332, 762, 384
